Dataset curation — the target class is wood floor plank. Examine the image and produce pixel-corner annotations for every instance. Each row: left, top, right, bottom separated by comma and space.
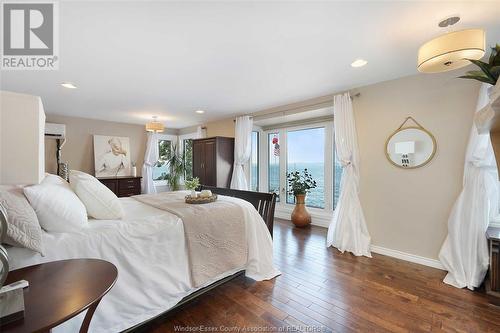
141, 219, 500, 333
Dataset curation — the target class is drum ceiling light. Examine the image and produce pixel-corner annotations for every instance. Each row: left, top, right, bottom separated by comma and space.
417, 28, 485, 73
145, 116, 164, 133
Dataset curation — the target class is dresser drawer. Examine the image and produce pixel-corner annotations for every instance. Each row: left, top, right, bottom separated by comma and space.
98, 177, 142, 198
100, 179, 117, 193
118, 188, 140, 197
118, 178, 141, 190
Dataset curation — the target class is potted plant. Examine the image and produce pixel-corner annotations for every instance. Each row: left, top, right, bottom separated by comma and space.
459, 44, 499, 87
157, 144, 185, 191
287, 169, 317, 227
184, 177, 200, 198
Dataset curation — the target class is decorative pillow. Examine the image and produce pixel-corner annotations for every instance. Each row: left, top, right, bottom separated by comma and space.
69, 170, 124, 220
0, 186, 43, 254
24, 174, 88, 232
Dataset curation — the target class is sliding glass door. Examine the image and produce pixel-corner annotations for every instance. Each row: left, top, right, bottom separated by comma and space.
262, 121, 339, 212
268, 132, 280, 201
286, 127, 325, 208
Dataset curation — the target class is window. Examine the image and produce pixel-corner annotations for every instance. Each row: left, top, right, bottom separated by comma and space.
286, 127, 325, 208
250, 131, 259, 191
183, 139, 193, 180
264, 120, 340, 212
153, 139, 172, 181
268, 132, 280, 201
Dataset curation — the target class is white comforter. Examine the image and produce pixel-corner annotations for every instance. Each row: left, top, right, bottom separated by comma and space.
7, 195, 279, 333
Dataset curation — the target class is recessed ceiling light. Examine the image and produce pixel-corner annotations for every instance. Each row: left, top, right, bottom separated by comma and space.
61, 82, 77, 89
195, 110, 205, 114
351, 59, 368, 68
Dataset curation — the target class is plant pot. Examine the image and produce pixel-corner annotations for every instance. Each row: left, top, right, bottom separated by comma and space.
291, 194, 311, 227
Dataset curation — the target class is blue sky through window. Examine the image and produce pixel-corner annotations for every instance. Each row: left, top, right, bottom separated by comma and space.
287, 127, 325, 164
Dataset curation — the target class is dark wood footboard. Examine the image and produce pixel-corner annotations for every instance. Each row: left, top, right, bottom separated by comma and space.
200, 186, 276, 236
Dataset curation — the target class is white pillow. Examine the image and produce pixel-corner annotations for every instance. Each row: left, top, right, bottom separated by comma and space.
24, 174, 88, 232
0, 186, 43, 254
69, 170, 124, 220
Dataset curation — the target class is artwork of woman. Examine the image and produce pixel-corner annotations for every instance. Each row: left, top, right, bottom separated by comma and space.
94, 135, 131, 177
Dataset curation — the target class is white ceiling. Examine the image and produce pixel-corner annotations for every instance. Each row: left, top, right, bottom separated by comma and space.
1, 1, 500, 129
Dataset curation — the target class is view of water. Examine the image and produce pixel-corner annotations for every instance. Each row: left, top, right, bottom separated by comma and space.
261, 161, 342, 209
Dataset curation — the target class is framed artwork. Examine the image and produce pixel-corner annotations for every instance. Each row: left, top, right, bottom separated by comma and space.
93, 135, 131, 177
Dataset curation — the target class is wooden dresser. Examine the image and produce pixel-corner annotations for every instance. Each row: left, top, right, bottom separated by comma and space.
192, 137, 234, 188
487, 226, 500, 305
98, 176, 142, 197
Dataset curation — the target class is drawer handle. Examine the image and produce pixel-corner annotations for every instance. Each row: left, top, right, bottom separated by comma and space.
127, 185, 135, 189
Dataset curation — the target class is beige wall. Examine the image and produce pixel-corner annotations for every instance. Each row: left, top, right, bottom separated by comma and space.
354, 72, 479, 260
197, 71, 479, 261
45, 115, 147, 175
204, 118, 235, 137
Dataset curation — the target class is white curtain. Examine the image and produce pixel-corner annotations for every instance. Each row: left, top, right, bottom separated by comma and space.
142, 132, 159, 194
327, 92, 372, 257
230, 116, 253, 190
439, 83, 499, 290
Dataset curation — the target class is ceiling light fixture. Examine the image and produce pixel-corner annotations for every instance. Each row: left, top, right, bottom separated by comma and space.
417, 26, 485, 73
195, 110, 205, 114
145, 116, 165, 133
351, 59, 368, 68
61, 82, 77, 89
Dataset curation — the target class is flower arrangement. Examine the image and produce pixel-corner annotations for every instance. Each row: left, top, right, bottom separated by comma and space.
287, 169, 317, 196
184, 177, 200, 191
459, 44, 500, 85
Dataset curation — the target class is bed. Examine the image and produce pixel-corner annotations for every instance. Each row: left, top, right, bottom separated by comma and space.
5, 188, 279, 333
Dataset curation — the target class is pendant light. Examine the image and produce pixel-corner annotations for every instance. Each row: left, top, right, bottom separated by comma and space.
145, 116, 164, 133
417, 17, 485, 73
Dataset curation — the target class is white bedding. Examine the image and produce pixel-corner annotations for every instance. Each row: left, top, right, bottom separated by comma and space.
6, 195, 279, 333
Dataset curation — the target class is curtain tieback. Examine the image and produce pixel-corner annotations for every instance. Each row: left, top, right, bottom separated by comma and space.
340, 160, 352, 167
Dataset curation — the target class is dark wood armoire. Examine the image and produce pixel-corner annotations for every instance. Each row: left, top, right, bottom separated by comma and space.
192, 137, 234, 188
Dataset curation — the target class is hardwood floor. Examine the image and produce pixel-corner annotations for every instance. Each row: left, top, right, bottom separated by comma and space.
145, 219, 500, 333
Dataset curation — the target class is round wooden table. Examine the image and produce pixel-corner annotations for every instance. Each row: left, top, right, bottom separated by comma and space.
1, 259, 117, 333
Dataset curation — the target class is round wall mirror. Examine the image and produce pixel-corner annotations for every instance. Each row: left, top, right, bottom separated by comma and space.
385, 119, 436, 169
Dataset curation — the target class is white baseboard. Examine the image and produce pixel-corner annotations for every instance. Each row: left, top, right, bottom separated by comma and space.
370, 245, 444, 270
275, 214, 444, 270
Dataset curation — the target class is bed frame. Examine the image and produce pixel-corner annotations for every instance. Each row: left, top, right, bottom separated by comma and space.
200, 186, 276, 236
126, 187, 277, 332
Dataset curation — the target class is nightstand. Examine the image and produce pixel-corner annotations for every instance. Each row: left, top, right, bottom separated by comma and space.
0, 259, 117, 333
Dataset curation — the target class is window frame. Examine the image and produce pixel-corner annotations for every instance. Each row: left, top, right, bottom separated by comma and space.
249, 130, 260, 191
178, 132, 199, 183
153, 133, 178, 186
262, 120, 335, 213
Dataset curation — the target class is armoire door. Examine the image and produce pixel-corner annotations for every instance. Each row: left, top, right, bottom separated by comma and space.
203, 140, 216, 186
192, 140, 205, 185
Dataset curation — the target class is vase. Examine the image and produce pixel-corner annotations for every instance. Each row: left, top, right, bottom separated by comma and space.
291, 194, 311, 227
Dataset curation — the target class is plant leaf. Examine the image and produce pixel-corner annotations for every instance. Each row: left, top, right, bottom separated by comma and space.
458, 75, 495, 85
467, 59, 495, 80
492, 44, 500, 67
490, 66, 500, 80
465, 70, 489, 78
489, 45, 498, 64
